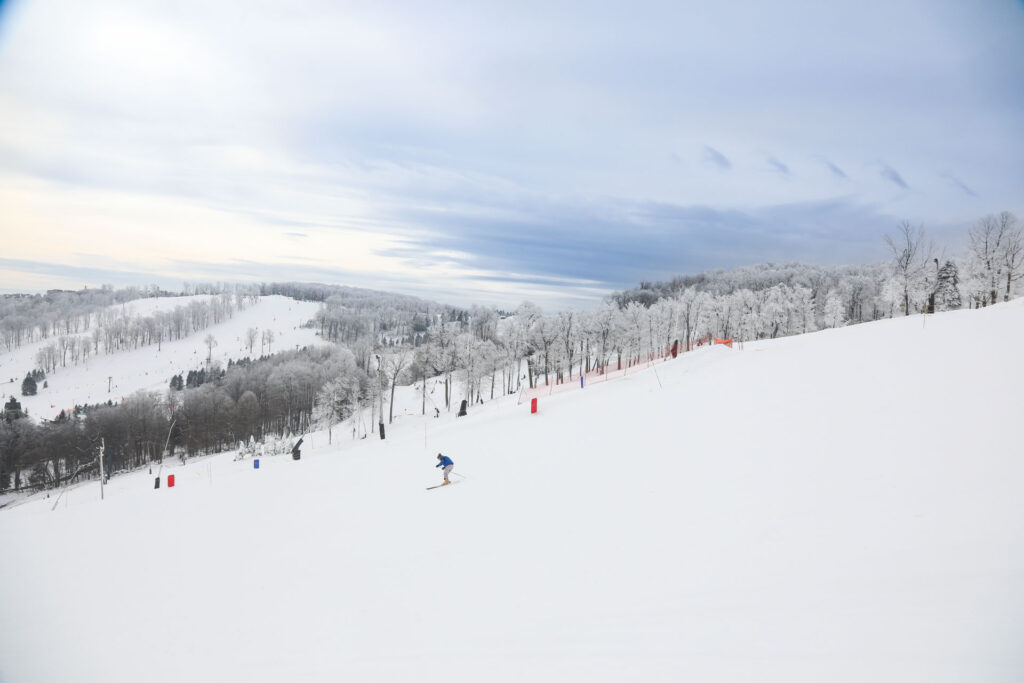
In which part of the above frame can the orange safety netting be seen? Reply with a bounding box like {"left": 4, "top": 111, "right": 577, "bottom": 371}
{"left": 518, "top": 342, "right": 678, "bottom": 405}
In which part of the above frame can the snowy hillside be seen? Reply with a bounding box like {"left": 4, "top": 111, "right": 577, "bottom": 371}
{"left": 2, "top": 301, "right": 1023, "bottom": 682}
{"left": 0, "top": 295, "right": 324, "bottom": 422}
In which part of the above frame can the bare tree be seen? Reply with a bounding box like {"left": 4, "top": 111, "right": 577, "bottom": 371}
{"left": 380, "top": 350, "right": 412, "bottom": 424}
{"left": 204, "top": 334, "right": 217, "bottom": 366}
{"left": 410, "top": 345, "right": 435, "bottom": 415}
{"left": 245, "top": 328, "right": 259, "bottom": 355}
{"left": 884, "top": 221, "right": 934, "bottom": 315}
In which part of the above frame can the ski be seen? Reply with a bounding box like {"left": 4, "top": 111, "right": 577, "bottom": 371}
{"left": 426, "top": 481, "right": 459, "bottom": 490}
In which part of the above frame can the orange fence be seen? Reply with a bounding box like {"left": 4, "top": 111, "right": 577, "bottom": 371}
{"left": 517, "top": 333, "right": 742, "bottom": 407}
{"left": 517, "top": 342, "right": 677, "bottom": 405}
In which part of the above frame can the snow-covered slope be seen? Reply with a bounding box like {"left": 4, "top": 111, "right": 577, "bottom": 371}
{"left": 0, "top": 295, "right": 324, "bottom": 421}
{"left": 2, "top": 301, "right": 1023, "bottom": 683}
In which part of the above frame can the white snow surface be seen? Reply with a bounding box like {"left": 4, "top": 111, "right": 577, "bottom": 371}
{"left": 0, "top": 295, "right": 324, "bottom": 421}
{"left": 2, "top": 301, "right": 1024, "bottom": 682}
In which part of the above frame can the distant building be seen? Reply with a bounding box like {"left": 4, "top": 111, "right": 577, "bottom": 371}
{"left": 3, "top": 396, "right": 24, "bottom": 421}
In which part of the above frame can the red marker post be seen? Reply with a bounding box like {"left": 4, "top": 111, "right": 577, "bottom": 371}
{"left": 531, "top": 397, "right": 538, "bottom": 414}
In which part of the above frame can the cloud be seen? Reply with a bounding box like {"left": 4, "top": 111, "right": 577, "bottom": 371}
{"left": 766, "top": 155, "right": 790, "bottom": 176}
{"left": 879, "top": 163, "right": 909, "bottom": 189}
{"left": 384, "top": 193, "right": 899, "bottom": 295}
{"left": 0, "top": 257, "right": 175, "bottom": 289}
{"left": 940, "top": 172, "right": 978, "bottom": 197}
{"left": 0, "top": 0, "right": 1022, "bottom": 306}
{"left": 822, "top": 159, "right": 848, "bottom": 180}
{"left": 702, "top": 146, "right": 732, "bottom": 171}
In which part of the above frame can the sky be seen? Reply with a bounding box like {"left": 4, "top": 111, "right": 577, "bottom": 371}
{"left": 0, "top": 0, "right": 1022, "bottom": 308}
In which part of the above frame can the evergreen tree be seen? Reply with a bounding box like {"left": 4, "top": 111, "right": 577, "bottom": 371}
{"left": 935, "top": 260, "right": 962, "bottom": 311}
{"left": 186, "top": 370, "right": 203, "bottom": 389}
{"left": 21, "top": 374, "right": 37, "bottom": 396}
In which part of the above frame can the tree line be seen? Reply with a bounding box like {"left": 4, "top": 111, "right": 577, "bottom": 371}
{"left": 0, "top": 345, "right": 370, "bottom": 492}
{"left": 614, "top": 211, "right": 1023, "bottom": 323}
{"left": 29, "top": 293, "right": 249, "bottom": 375}
{"left": 1, "top": 284, "right": 174, "bottom": 353}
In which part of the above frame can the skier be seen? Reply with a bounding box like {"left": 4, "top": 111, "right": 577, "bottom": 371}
{"left": 435, "top": 453, "right": 454, "bottom": 485}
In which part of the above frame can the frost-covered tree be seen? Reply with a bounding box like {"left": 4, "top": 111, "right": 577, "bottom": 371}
{"left": 967, "top": 212, "right": 1014, "bottom": 306}
{"left": 934, "top": 260, "right": 962, "bottom": 311}
{"left": 245, "top": 328, "right": 259, "bottom": 355}
{"left": 760, "top": 285, "right": 793, "bottom": 338}
{"left": 823, "top": 291, "right": 846, "bottom": 328}
{"left": 513, "top": 302, "right": 542, "bottom": 388}
{"left": 885, "top": 221, "right": 934, "bottom": 315}
{"left": 677, "top": 289, "right": 707, "bottom": 351}
{"left": 499, "top": 314, "right": 528, "bottom": 393}
{"left": 999, "top": 214, "right": 1023, "bottom": 301}
{"left": 235, "top": 390, "right": 261, "bottom": 441}
{"left": 622, "top": 301, "right": 647, "bottom": 362}
{"left": 314, "top": 348, "right": 362, "bottom": 442}
{"left": 649, "top": 298, "right": 677, "bottom": 353}
{"left": 589, "top": 301, "right": 620, "bottom": 373}
{"left": 531, "top": 314, "right": 560, "bottom": 385}
{"left": 429, "top": 320, "right": 462, "bottom": 410}
{"left": 557, "top": 311, "right": 578, "bottom": 379}
{"left": 408, "top": 344, "right": 437, "bottom": 414}
{"left": 462, "top": 339, "right": 501, "bottom": 401}
{"left": 794, "top": 285, "right": 817, "bottom": 334}
{"left": 380, "top": 349, "right": 412, "bottom": 424}
{"left": 204, "top": 334, "right": 218, "bottom": 366}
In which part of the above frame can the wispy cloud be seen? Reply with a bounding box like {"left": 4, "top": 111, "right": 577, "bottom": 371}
{"left": 766, "top": 155, "right": 790, "bottom": 176}
{"left": 822, "top": 159, "right": 848, "bottom": 180}
{"left": 879, "top": 163, "right": 909, "bottom": 189}
{"left": 384, "top": 194, "right": 899, "bottom": 294}
{"left": 940, "top": 172, "right": 978, "bottom": 197}
{"left": 702, "top": 146, "right": 732, "bottom": 171}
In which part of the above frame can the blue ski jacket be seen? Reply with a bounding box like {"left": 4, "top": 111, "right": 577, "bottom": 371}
{"left": 436, "top": 456, "right": 453, "bottom": 468}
